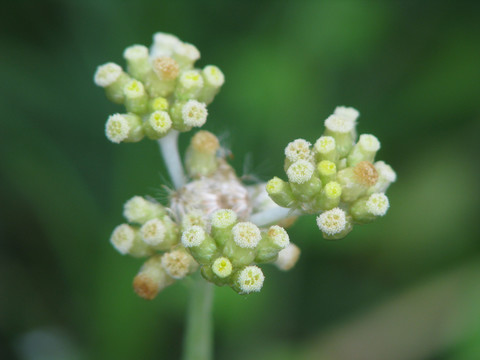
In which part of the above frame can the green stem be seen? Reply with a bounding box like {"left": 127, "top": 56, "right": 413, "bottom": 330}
{"left": 182, "top": 273, "right": 214, "bottom": 360}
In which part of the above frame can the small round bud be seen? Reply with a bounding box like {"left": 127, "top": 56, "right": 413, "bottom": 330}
{"left": 212, "top": 257, "right": 233, "bottom": 278}
{"left": 181, "top": 226, "right": 206, "bottom": 247}
{"left": 123, "top": 45, "right": 149, "bottom": 61}
{"left": 179, "top": 70, "right": 204, "bottom": 90}
{"left": 150, "top": 97, "right": 169, "bottom": 111}
{"left": 287, "top": 160, "right": 315, "bottom": 184}
{"left": 267, "top": 225, "right": 290, "bottom": 249}
{"left": 161, "top": 250, "right": 193, "bottom": 279}
{"left": 94, "top": 62, "right": 122, "bottom": 87}
{"left": 191, "top": 131, "right": 220, "bottom": 154}
{"left": 316, "top": 208, "right": 347, "bottom": 236}
{"left": 182, "top": 100, "right": 208, "bottom": 127}
{"left": 324, "top": 181, "right": 342, "bottom": 199}
{"left": 232, "top": 222, "right": 261, "bottom": 249}
{"left": 153, "top": 56, "right": 180, "bottom": 80}
{"left": 285, "top": 139, "right": 312, "bottom": 162}
{"left": 203, "top": 65, "right": 225, "bottom": 87}
{"left": 366, "top": 193, "right": 389, "bottom": 216}
{"left": 148, "top": 111, "right": 172, "bottom": 135}
{"left": 211, "top": 209, "right": 237, "bottom": 229}
{"left": 358, "top": 134, "right": 380, "bottom": 152}
{"left": 236, "top": 266, "right": 265, "bottom": 294}
{"left": 124, "top": 79, "right": 145, "bottom": 98}
{"left": 175, "top": 43, "right": 201, "bottom": 62}
{"left": 324, "top": 114, "right": 355, "bottom": 133}
{"left": 275, "top": 243, "right": 301, "bottom": 271}
{"left": 334, "top": 106, "right": 360, "bottom": 122}
{"left": 105, "top": 114, "right": 141, "bottom": 143}
{"left": 140, "top": 219, "right": 166, "bottom": 246}
{"left": 314, "top": 136, "right": 336, "bottom": 154}
{"left": 318, "top": 160, "right": 336, "bottom": 176}
{"left": 123, "top": 196, "right": 166, "bottom": 224}
{"left": 110, "top": 224, "right": 135, "bottom": 254}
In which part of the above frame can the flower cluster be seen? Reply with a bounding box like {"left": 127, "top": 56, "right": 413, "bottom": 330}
{"left": 94, "top": 33, "right": 224, "bottom": 143}
{"left": 96, "top": 33, "right": 394, "bottom": 300}
{"left": 267, "top": 107, "right": 396, "bottom": 239}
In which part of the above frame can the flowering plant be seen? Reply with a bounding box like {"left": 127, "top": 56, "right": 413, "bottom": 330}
{"left": 94, "top": 32, "right": 395, "bottom": 360}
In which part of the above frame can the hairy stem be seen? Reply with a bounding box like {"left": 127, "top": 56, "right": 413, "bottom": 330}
{"left": 158, "top": 130, "right": 186, "bottom": 189}
{"left": 182, "top": 274, "right": 214, "bottom": 360}
{"left": 250, "top": 206, "right": 301, "bottom": 227}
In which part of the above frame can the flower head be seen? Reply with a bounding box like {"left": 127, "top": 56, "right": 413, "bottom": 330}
{"left": 236, "top": 266, "right": 265, "bottom": 294}
{"left": 232, "top": 222, "right": 261, "bottom": 248}
{"left": 316, "top": 208, "right": 347, "bottom": 236}
{"left": 366, "top": 193, "right": 389, "bottom": 216}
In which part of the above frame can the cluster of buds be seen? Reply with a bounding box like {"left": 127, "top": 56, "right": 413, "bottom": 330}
{"left": 94, "top": 33, "right": 225, "bottom": 143}
{"left": 109, "top": 132, "right": 300, "bottom": 298}
{"left": 97, "top": 33, "right": 394, "bottom": 300}
{"left": 267, "top": 107, "right": 396, "bottom": 239}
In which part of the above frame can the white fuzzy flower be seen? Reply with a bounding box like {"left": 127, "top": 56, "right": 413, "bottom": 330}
{"left": 366, "top": 193, "right": 389, "bottom": 216}
{"left": 316, "top": 208, "right": 347, "bottom": 235}
{"left": 358, "top": 134, "right": 380, "bottom": 152}
{"left": 285, "top": 139, "right": 312, "bottom": 162}
{"left": 211, "top": 209, "right": 237, "bottom": 229}
{"left": 287, "top": 160, "right": 314, "bottom": 184}
{"left": 182, "top": 100, "right": 208, "bottom": 127}
{"left": 181, "top": 226, "right": 206, "bottom": 247}
{"left": 334, "top": 106, "right": 360, "bottom": 122}
{"left": 105, "top": 114, "right": 130, "bottom": 143}
{"left": 232, "top": 222, "right": 261, "bottom": 248}
{"left": 148, "top": 111, "right": 172, "bottom": 134}
{"left": 123, "top": 45, "right": 149, "bottom": 61}
{"left": 237, "top": 266, "right": 265, "bottom": 294}
{"left": 324, "top": 114, "right": 355, "bottom": 133}
{"left": 110, "top": 224, "right": 136, "bottom": 255}
{"left": 161, "top": 250, "right": 192, "bottom": 279}
{"left": 94, "top": 62, "right": 122, "bottom": 87}
{"left": 140, "top": 219, "right": 166, "bottom": 246}
{"left": 203, "top": 65, "right": 225, "bottom": 87}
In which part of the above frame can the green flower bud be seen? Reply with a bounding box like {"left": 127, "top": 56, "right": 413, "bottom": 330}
{"left": 324, "top": 114, "right": 356, "bottom": 157}
{"left": 287, "top": 160, "right": 322, "bottom": 202}
{"left": 316, "top": 208, "right": 353, "bottom": 240}
{"left": 133, "top": 255, "right": 174, "bottom": 300}
{"left": 347, "top": 134, "right": 381, "bottom": 167}
{"left": 197, "top": 65, "right": 225, "bottom": 105}
{"left": 255, "top": 225, "right": 290, "bottom": 263}
{"left": 143, "top": 111, "right": 172, "bottom": 140}
{"left": 94, "top": 62, "right": 131, "bottom": 104}
{"left": 337, "top": 161, "right": 378, "bottom": 202}
{"left": 266, "top": 177, "right": 295, "bottom": 208}
{"left": 176, "top": 70, "right": 204, "bottom": 99}
{"left": 123, "top": 196, "right": 167, "bottom": 224}
{"left": 211, "top": 256, "right": 233, "bottom": 278}
{"left": 161, "top": 248, "right": 197, "bottom": 279}
{"left": 350, "top": 193, "right": 389, "bottom": 224}
{"left": 314, "top": 136, "right": 338, "bottom": 163}
{"left": 210, "top": 209, "right": 237, "bottom": 247}
{"left": 105, "top": 113, "right": 144, "bottom": 143}
{"left": 148, "top": 97, "right": 169, "bottom": 112}
{"left": 233, "top": 265, "right": 265, "bottom": 294}
{"left": 169, "top": 100, "right": 208, "bottom": 132}
{"left": 124, "top": 79, "right": 148, "bottom": 114}
{"left": 223, "top": 222, "right": 260, "bottom": 267}
{"left": 317, "top": 160, "right": 337, "bottom": 184}
{"left": 181, "top": 226, "right": 218, "bottom": 265}
{"left": 143, "top": 57, "right": 179, "bottom": 98}
{"left": 314, "top": 181, "right": 342, "bottom": 211}
{"left": 140, "top": 217, "right": 179, "bottom": 250}
{"left": 123, "top": 45, "right": 151, "bottom": 82}
{"left": 110, "top": 224, "right": 154, "bottom": 257}
{"left": 185, "top": 130, "right": 220, "bottom": 178}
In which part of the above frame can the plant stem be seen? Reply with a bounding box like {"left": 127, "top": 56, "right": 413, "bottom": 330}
{"left": 158, "top": 130, "right": 186, "bottom": 189}
{"left": 182, "top": 273, "right": 214, "bottom": 360}
{"left": 250, "top": 206, "right": 301, "bottom": 227}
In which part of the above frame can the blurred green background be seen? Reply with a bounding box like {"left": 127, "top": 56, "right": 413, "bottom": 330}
{"left": 1, "top": 0, "right": 480, "bottom": 359}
